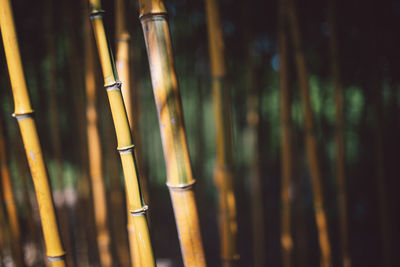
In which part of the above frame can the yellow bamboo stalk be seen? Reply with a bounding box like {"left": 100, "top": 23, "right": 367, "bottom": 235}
{"left": 0, "top": 0, "right": 66, "bottom": 266}
{"left": 328, "top": 1, "right": 351, "bottom": 267}
{"left": 287, "top": 1, "right": 332, "bottom": 267}
{"left": 0, "top": 116, "right": 23, "bottom": 266}
{"left": 139, "top": 1, "right": 206, "bottom": 266}
{"left": 87, "top": 0, "right": 155, "bottom": 266}
{"left": 278, "top": 1, "right": 293, "bottom": 266}
{"left": 83, "top": 3, "right": 113, "bottom": 265}
{"left": 204, "top": 0, "right": 238, "bottom": 265}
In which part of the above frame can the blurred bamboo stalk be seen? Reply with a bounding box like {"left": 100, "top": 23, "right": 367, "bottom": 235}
{"left": 139, "top": 0, "right": 206, "bottom": 266}
{"left": 0, "top": 0, "right": 66, "bottom": 266}
{"left": 287, "top": 1, "right": 332, "bottom": 266}
{"left": 83, "top": 2, "right": 113, "bottom": 266}
{"left": 88, "top": 0, "right": 155, "bottom": 266}
{"left": 204, "top": 0, "right": 239, "bottom": 265}
{"left": 328, "top": 1, "right": 351, "bottom": 267}
{"left": 0, "top": 116, "right": 23, "bottom": 266}
{"left": 115, "top": 1, "right": 145, "bottom": 265}
{"left": 278, "top": 1, "right": 293, "bottom": 266}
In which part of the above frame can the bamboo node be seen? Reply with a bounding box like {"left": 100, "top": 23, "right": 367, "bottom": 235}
{"left": 12, "top": 112, "right": 34, "bottom": 121}
{"left": 130, "top": 205, "right": 148, "bottom": 216}
{"left": 89, "top": 9, "right": 105, "bottom": 19}
{"left": 166, "top": 179, "right": 196, "bottom": 191}
{"left": 117, "top": 144, "right": 135, "bottom": 153}
{"left": 105, "top": 82, "right": 122, "bottom": 91}
{"left": 47, "top": 254, "right": 66, "bottom": 262}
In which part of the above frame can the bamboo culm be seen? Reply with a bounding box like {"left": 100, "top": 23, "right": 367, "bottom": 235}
{"left": 278, "top": 1, "right": 293, "bottom": 266}
{"left": 87, "top": 0, "right": 155, "bottom": 266}
{"left": 287, "top": 0, "right": 332, "bottom": 267}
{"left": 83, "top": 1, "right": 113, "bottom": 265}
{"left": 328, "top": 1, "right": 351, "bottom": 267}
{"left": 0, "top": 0, "right": 66, "bottom": 265}
{"left": 205, "top": 0, "right": 239, "bottom": 265}
{"left": 139, "top": 0, "right": 206, "bottom": 266}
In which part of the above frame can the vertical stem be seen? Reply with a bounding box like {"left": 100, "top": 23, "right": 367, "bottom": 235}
{"left": 139, "top": 1, "right": 206, "bottom": 266}
{"left": 287, "top": 1, "right": 332, "bottom": 266}
{"left": 204, "top": 0, "right": 238, "bottom": 265}
{"left": 83, "top": 3, "right": 113, "bottom": 265}
{"left": 328, "top": 1, "right": 351, "bottom": 267}
{"left": 278, "top": 1, "right": 293, "bottom": 266}
{"left": 88, "top": 0, "right": 155, "bottom": 266}
{"left": 0, "top": 0, "right": 66, "bottom": 265}
{"left": 0, "top": 116, "right": 23, "bottom": 266}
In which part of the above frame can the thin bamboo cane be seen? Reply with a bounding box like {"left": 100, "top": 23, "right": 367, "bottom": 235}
{"left": 328, "top": 1, "right": 351, "bottom": 267}
{"left": 287, "top": 1, "right": 332, "bottom": 267}
{"left": 115, "top": 1, "right": 140, "bottom": 265}
{"left": 204, "top": 0, "right": 238, "bottom": 265}
{"left": 0, "top": 0, "right": 66, "bottom": 266}
{"left": 83, "top": 3, "right": 113, "bottom": 265}
{"left": 0, "top": 116, "right": 23, "bottom": 266}
{"left": 139, "top": 1, "right": 206, "bottom": 266}
{"left": 278, "top": 1, "right": 293, "bottom": 266}
{"left": 87, "top": 1, "right": 155, "bottom": 266}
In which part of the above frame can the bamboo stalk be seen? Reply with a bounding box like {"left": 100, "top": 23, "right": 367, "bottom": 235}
{"left": 278, "top": 1, "right": 293, "bottom": 266}
{"left": 0, "top": 0, "right": 66, "bottom": 265}
{"left": 204, "top": 0, "right": 238, "bottom": 265}
{"left": 287, "top": 1, "right": 332, "bottom": 266}
{"left": 328, "top": 1, "right": 351, "bottom": 267}
{"left": 139, "top": 1, "right": 206, "bottom": 266}
{"left": 0, "top": 115, "right": 24, "bottom": 266}
{"left": 83, "top": 3, "right": 113, "bottom": 265}
{"left": 87, "top": 0, "right": 155, "bottom": 266}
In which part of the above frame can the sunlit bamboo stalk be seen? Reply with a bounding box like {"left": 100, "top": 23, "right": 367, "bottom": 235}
{"left": 0, "top": 0, "right": 66, "bottom": 266}
{"left": 0, "top": 116, "right": 23, "bottom": 266}
{"left": 83, "top": 2, "right": 113, "bottom": 265}
{"left": 278, "top": 1, "right": 293, "bottom": 266}
{"left": 328, "top": 1, "right": 351, "bottom": 267}
{"left": 88, "top": 0, "right": 155, "bottom": 266}
{"left": 139, "top": 1, "right": 206, "bottom": 266}
{"left": 204, "top": 0, "right": 238, "bottom": 265}
{"left": 287, "top": 1, "right": 332, "bottom": 266}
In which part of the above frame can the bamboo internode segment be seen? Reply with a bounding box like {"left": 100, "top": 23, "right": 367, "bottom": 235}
{"left": 278, "top": 1, "right": 293, "bottom": 267}
{"left": 0, "top": 118, "right": 23, "bottom": 266}
{"left": 88, "top": 0, "right": 155, "bottom": 266}
{"left": 0, "top": 0, "right": 66, "bottom": 265}
{"left": 205, "top": 0, "right": 238, "bottom": 265}
{"left": 287, "top": 1, "right": 332, "bottom": 267}
{"left": 139, "top": 1, "right": 206, "bottom": 265}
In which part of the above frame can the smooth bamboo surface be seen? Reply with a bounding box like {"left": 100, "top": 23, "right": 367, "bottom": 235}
{"left": 0, "top": 117, "right": 23, "bottom": 266}
{"left": 204, "top": 0, "right": 238, "bottom": 265}
{"left": 287, "top": 1, "right": 332, "bottom": 267}
{"left": 83, "top": 4, "right": 113, "bottom": 265}
{"left": 139, "top": 1, "right": 206, "bottom": 266}
{"left": 88, "top": 0, "right": 155, "bottom": 266}
{"left": 278, "top": 1, "right": 293, "bottom": 266}
{"left": 328, "top": 1, "right": 351, "bottom": 267}
{"left": 0, "top": 0, "right": 66, "bottom": 266}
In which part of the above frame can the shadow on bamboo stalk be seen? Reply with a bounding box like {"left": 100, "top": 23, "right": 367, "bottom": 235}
{"left": 0, "top": 0, "right": 66, "bottom": 266}
{"left": 139, "top": 0, "right": 206, "bottom": 266}
{"left": 88, "top": 0, "right": 155, "bottom": 266}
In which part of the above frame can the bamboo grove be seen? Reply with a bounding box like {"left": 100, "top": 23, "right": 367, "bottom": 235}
{"left": 0, "top": 0, "right": 398, "bottom": 266}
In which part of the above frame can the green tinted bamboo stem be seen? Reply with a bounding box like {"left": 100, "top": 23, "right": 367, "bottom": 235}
{"left": 287, "top": 1, "right": 332, "bottom": 267}
{"left": 83, "top": 3, "right": 113, "bottom": 265}
{"left": 328, "top": 1, "right": 351, "bottom": 267}
{"left": 204, "top": 0, "right": 238, "bottom": 265}
{"left": 139, "top": 1, "right": 206, "bottom": 266}
{"left": 87, "top": 1, "right": 155, "bottom": 266}
{"left": 0, "top": 116, "right": 23, "bottom": 266}
{"left": 0, "top": 0, "right": 66, "bottom": 265}
{"left": 278, "top": 1, "right": 293, "bottom": 266}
